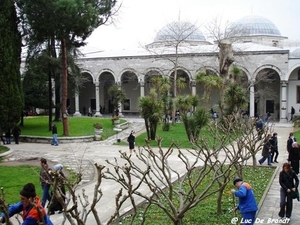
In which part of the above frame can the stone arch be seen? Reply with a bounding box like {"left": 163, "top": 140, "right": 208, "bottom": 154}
{"left": 144, "top": 68, "right": 164, "bottom": 95}
{"left": 75, "top": 71, "right": 96, "bottom": 115}
{"left": 287, "top": 63, "right": 300, "bottom": 80}
{"left": 287, "top": 65, "right": 300, "bottom": 114}
{"left": 254, "top": 67, "right": 281, "bottom": 119}
{"left": 99, "top": 69, "right": 116, "bottom": 115}
{"left": 120, "top": 69, "right": 139, "bottom": 114}
{"left": 96, "top": 68, "right": 116, "bottom": 82}
{"left": 253, "top": 64, "right": 284, "bottom": 79}
{"left": 168, "top": 67, "right": 192, "bottom": 96}
{"left": 232, "top": 63, "right": 251, "bottom": 80}
{"left": 195, "top": 66, "right": 219, "bottom": 76}
{"left": 195, "top": 66, "right": 220, "bottom": 110}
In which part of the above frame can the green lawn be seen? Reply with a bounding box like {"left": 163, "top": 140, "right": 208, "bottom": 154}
{"left": 20, "top": 116, "right": 123, "bottom": 139}
{"left": 0, "top": 165, "right": 41, "bottom": 203}
{"left": 115, "top": 166, "right": 275, "bottom": 225}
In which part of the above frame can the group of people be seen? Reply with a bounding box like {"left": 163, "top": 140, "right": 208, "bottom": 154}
{"left": 231, "top": 162, "right": 299, "bottom": 225}
{"left": 0, "top": 158, "right": 65, "bottom": 224}
{"left": 1, "top": 122, "right": 60, "bottom": 147}
{"left": 258, "top": 132, "right": 279, "bottom": 166}
{"left": 0, "top": 125, "right": 21, "bottom": 145}
{"left": 255, "top": 130, "right": 300, "bottom": 222}
{"left": 40, "top": 158, "right": 65, "bottom": 215}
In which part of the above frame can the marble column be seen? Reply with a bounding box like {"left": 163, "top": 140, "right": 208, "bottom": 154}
{"left": 140, "top": 79, "right": 145, "bottom": 97}
{"left": 191, "top": 81, "right": 196, "bottom": 96}
{"left": 73, "top": 92, "right": 82, "bottom": 116}
{"left": 280, "top": 81, "right": 288, "bottom": 122}
{"left": 94, "top": 82, "right": 102, "bottom": 117}
{"left": 117, "top": 82, "right": 124, "bottom": 117}
{"left": 249, "top": 81, "right": 255, "bottom": 118}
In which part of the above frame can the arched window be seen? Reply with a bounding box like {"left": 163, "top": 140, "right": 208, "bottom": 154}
{"left": 298, "top": 69, "right": 300, "bottom": 80}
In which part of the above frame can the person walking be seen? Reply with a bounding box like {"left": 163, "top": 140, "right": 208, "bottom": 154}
{"left": 5, "top": 128, "right": 11, "bottom": 144}
{"left": 270, "top": 132, "right": 279, "bottom": 163}
{"left": 278, "top": 162, "right": 299, "bottom": 219}
{"left": 51, "top": 123, "right": 59, "bottom": 146}
{"left": 48, "top": 164, "right": 66, "bottom": 215}
{"left": 258, "top": 134, "right": 273, "bottom": 166}
{"left": 231, "top": 178, "right": 258, "bottom": 225}
{"left": 287, "top": 132, "right": 296, "bottom": 154}
{"left": 290, "top": 106, "right": 295, "bottom": 121}
{"left": 12, "top": 124, "right": 21, "bottom": 144}
{"left": 40, "top": 158, "right": 52, "bottom": 207}
{"left": 0, "top": 183, "right": 53, "bottom": 225}
{"left": 256, "top": 119, "right": 264, "bottom": 140}
{"left": 0, "top": 129, "right": 5, "bottom": 145}
{"left": 288, "top": 142, "right": 300, "bottom": 175}
{"left": 127, "top": 130, "right": 136, "bottom": 154}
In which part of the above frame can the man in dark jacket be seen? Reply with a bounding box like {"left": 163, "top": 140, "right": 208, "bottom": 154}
{"left": 258, "top": 134, "right": 273, "bottom": 166}
{"left": 270, "top": 132, "right": 279, "bottom": 163}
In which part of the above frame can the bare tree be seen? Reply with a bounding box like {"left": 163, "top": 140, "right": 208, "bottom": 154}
{"left": 102, "top": 115, "right": 269, "bottom": 224}
{"left": 145, "top": 21, "right": 201, "bottom": 125}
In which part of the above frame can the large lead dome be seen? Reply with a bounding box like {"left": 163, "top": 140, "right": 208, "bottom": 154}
{"left": 154, "top": 21, "right": 206, "bottom": 43}
{"left": 229, "top": 15, "right": 281, "bottom": 36}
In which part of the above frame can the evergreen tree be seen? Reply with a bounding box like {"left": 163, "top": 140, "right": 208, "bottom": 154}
{"left": 0, "top": 1, "right": 23, "bottom": 130}
{"left": 18, "top": 0, "right": 117, "bottom": 135}
{"left": 22, "top": 53, "right": 50, "bottom": 111}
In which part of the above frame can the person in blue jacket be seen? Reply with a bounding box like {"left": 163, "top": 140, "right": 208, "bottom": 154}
{"left": 0, "top": 183, "right": 53, "bottom": 225}
{"left": 231, "top": 178, "right": 258, "bottom": 225}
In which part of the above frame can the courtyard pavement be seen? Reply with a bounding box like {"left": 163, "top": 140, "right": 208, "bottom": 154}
{"left": 2, "top": 118, "right": 299, "bottom": 225}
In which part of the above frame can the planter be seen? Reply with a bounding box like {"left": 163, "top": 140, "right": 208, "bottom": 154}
{"left": 114, "top": 119, "right": 120, "bottom": 125}
{"left": 94, "top": 128, "right": 103, "bottom": 135}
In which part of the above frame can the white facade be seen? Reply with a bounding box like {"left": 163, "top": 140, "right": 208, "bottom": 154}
{"left": 22, "top": 15, "right": 300, "bottom": 121}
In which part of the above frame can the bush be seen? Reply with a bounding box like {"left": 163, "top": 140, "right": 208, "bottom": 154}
{"left": 162, "top": 122, "right": 170, "bottom": 131}
{"left": 93, "top": 122, "right": 103, "bottom": 129}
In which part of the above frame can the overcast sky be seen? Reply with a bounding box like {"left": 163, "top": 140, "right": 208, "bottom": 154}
{"left": 84, "top": 0, "right": 300, "bottom": 52}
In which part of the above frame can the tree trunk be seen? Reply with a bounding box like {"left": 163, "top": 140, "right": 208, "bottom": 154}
{"left": 216, "top": 185, "right": 226, "bottom": 213}
{"left": 48, "top": 39, "right": 53, "bottom": 131}
{"left": 61, "top": 38, "right": 69, "bottom": 135}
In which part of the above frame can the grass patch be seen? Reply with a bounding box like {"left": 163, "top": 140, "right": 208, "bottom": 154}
{"left": 115, "top": 166, "right": 275, "bottom": 225}
{"left": 0, "top": 145, "right": 9, "bottom": 154}
{"left": 0, "top": 164, "right": 78, "bottom": 204}
{"left": 0, "top": 165, "right": 41, "bottom": 204}
{"left": 119, "top": 122, "right": 226, "bottom": 149}
{"left": 20, "top": 116, "right": 124, "bottom": 139}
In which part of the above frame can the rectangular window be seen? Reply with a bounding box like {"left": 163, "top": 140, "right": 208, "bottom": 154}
{"left": 266, "top": 100, "right": 274, "bottom": 113}
{"left": 123, "top": 99, "right": 130, "bottom": 110}
{"left": 297, "top": 86, "right": 300, "bottom": 103}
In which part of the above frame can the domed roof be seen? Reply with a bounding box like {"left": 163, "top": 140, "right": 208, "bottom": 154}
{"left": 291, "top": 48, "right": 300, "bottom": 58}
{"left": 228, "top": 15, "right": 281, "bottom": 36}
{"left": 154, "top": 21, "right": 206, "bottom": 43}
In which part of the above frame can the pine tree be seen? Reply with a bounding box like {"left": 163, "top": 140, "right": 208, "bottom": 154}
{"left": 0, "top": 1, "right": 24, "bottom": 130}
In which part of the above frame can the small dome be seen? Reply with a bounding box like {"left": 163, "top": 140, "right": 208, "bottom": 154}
{"left": 154, "top": 21, "right": 206, "bottom": 43}
{"left": 228, "top": 15, "right": 281, "bottom": 37}
{"left": 291, "top": 48, "right": 300, "bottom": 58}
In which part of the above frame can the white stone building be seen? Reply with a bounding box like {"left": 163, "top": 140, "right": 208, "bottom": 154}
{"left": 54, "top": 15, "right": 300, "bottom": 121}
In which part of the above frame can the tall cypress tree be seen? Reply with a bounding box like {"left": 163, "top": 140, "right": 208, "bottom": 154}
{"left": 0, "top": 1, "right": 23, "bottom": 130}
